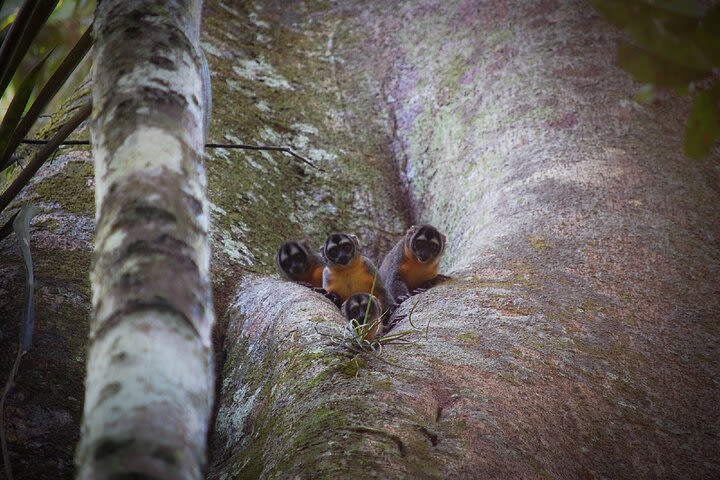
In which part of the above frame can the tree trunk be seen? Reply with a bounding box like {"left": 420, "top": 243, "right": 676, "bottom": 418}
{"left": 0, "top": 91, "right": 94, "bottom": 479}
{"left": 207, "top": 1, "right": 720, "bottom": 479}
{"left": 0, "top": 0, "right": 717, "bottom": 479}
{"left": 74, "top": 1, "right": 214, "bottom": 479}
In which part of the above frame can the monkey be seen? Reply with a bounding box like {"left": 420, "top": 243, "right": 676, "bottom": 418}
{"left": 341, "top": 292, "right": 383, "bottom": 341}
{"left": 275, "top": 239, "right": 325, "bottom": 289}
{"left": 379, "top": 224, "right": 449, "bottom": 305}
{"left": 321, "top": 232, "right": 392, "bottom": 313}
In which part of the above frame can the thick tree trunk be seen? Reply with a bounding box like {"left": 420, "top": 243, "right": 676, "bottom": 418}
{"left": 0, "top": 93, "right": 94, "bottom": 479}
{"left": 208, "top": 1, "right": 719, "bottom": 479}
{"left": 74, "top": 1, "right": 214, "bottom": 479}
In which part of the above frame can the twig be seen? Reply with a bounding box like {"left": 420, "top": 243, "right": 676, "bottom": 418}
{"left": 0, "top": 103, "right": 91, "bottom": 215}
{"left": 405, "top": 299, "right": 421, "bottom": 330}
{"left": 1, "top": 345, "right": 24, "bottom": 480}
{"left": 205, "top": 143, "right": 323, "bottom": 172}
{"left": 17, "top": 139, "right": 325, "bottom": 172}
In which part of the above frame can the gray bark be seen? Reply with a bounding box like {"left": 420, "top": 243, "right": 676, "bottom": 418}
{"left": 75, "top": 1, "right": 214, "bottom": 479}
{"left": 0, "top": 92, "right": 93, "bottom": 480}
{"left": 208, "top": 1, "right": 720, "bottom": 479}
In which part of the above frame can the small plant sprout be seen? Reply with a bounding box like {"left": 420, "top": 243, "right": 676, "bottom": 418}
{"left": 316, "top": 294, "right": 429, "bottom": 361}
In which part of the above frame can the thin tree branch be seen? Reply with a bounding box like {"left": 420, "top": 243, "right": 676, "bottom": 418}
{"left": 15, "top": 138, "right": 325, "bottom": 172}
{"left": 0, "top": 346, "right": 24, "bottom": 480}
{"left": 0, "top": 103, "right": 91, "bottom": 215}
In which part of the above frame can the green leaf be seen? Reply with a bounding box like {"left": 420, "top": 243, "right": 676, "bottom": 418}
{"left": 0, "top": 52, "right": 49, "bottom": 167}
{"left": 588, "top": 0, "right": 700, "bottom": 28}
{"left": 617, "top": 42, "right": 707, "bottom": 87}
{"left": 0, "top": 24, "right": 92, "bottom": 171}
{"left": 0, "top": 2, "right": 14, "bottom": 26}
{"left": 588, "top": 0, "right": 713, "bottom": 71}
{"left": 624, "top": 18, "right": 712, "bottom": 71}
{"left": 0, "top": 0, "right": 59, "bottom": 96}
{"left": 695, "top": 5, "right": 720, "bottom": 65}
{"left": 12, "top": 203, "right": 38, "bottom": 351}
{"left": 0, "top": 23, "right": 9, "bottom": 45}
{"left": 639, "top": 0, "right": 702, "bottom": 17}
{"left": 684, "top": 86, "right": 720, "bottom": 159}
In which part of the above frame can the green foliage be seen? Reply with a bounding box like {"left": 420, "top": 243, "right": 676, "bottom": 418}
{"left": 0, "top": 0, "right": 93, "bottom": 225}
{"left": 316, "top": 299, "right": 429, "bottom": 364}
{"left": 0, "top": 1, "right": 94, "bottom": 97}
{"left": 0, "top": 26, "right": 92, "bottom": 172}
{"left": 0, "top": 52, "right": 50, "bottom": 159}
{"left": 0, "top": 1, "right": 59, "bottom": 96}
{"left": 588, "top": 0, "right": 720, "bottom": 158}
{"left": 685, "top": 86, "right": 720, "bottom": 158}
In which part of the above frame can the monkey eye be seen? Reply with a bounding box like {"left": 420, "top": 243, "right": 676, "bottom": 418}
{"left": 350, "top": 305, "right": 360, "bottom": 317}
{"left": 327, "top": 246, "right": 338, "bottom": 257}
{"left": 415, "top": 239, "right": 426, "bottom": 248}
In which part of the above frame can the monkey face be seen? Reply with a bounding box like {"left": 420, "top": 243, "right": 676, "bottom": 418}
{"left": 408, "top": 224, "right": 446, "bottom": 263}
{"left": 324, "top": 233, "right": 358, "bottom": 266}
{"left": 341, "top": 293, "right": 380, "bottom": 324}
{"left": 277, "top": 241, "right": 311, "bottom": 278}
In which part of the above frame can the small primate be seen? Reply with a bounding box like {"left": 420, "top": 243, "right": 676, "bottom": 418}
{"left": 341, "top": 292, "right": 383, "bottom": 341}
{"left": 380, "top": 224, "right": 449, "bottom": 304}
{"left": 276, "top": 239, "right": 324, "bottom": 289}
{"left": 322, "top": 233, "right": 391, "bottom": 311}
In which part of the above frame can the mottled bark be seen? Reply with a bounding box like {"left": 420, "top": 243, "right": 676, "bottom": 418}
{"left": 75, "top": 1, "right": 213, "bottom": 479}
{"left": 0, "top": 92, "right": 93, "bottom": 480}
{"left": 210, "top": 1, "right": 719, "bottom": 479}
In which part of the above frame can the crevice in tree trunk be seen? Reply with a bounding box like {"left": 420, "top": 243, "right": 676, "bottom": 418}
{"left": 385, "top": 92, "right": 419, "bottom": 227}
{"left": 207, "top": 1, "right": 720, "bottom": 479}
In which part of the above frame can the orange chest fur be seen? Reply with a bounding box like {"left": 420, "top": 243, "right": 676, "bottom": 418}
{"left": 324, "top": 260, "right": 376, "bottom": 302}
{"left": 295, "top": 262, "right": 324, "bottom": 288}
{"left": 309, "top": 264, "right": 325, "bottom": 288}
{"left": 398, "top": 256, "right": 439, "bottom": 290}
